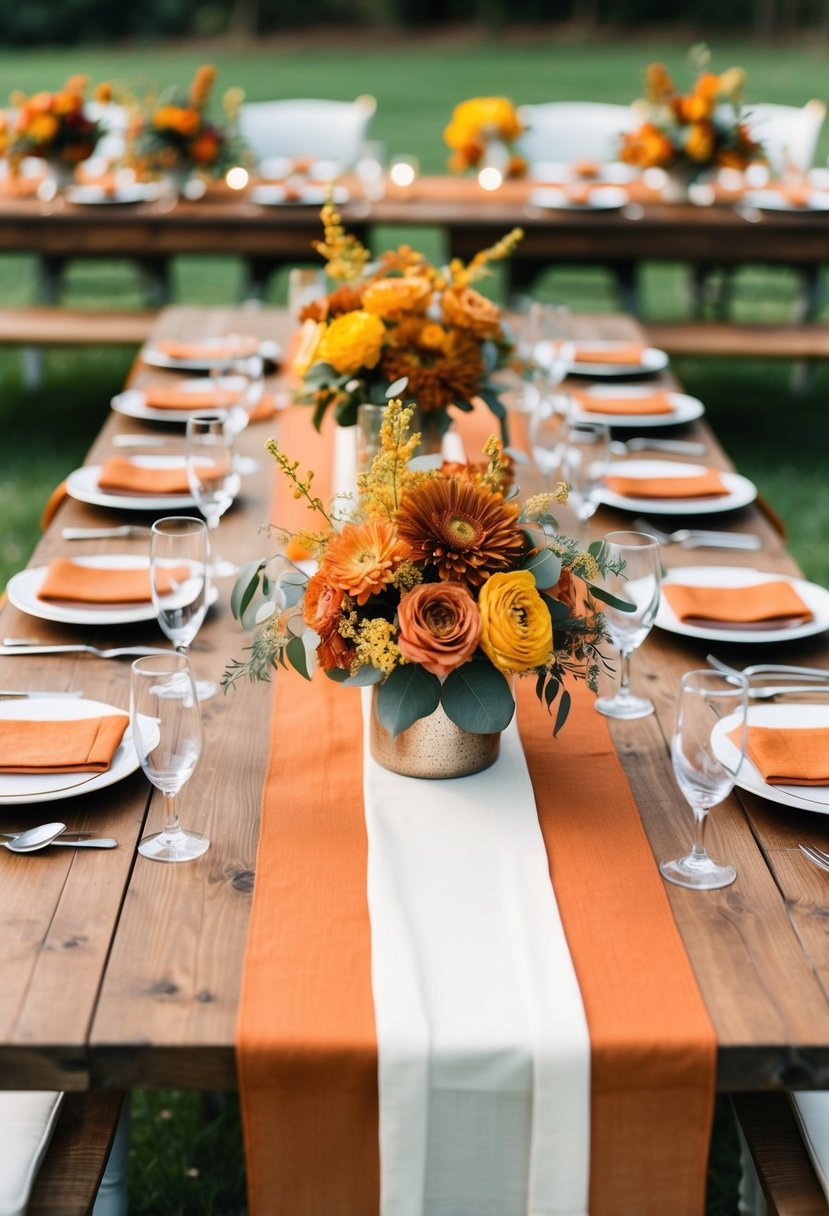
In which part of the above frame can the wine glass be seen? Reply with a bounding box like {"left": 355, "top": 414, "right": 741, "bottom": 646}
{"left": 355, "top": 140, "right": 386, "bottom": 201}
{"left": 150, "top": 516, "right": 216, "bottom": 702}
{"left": 185, "top": 413, "right": 238, "bottom": 578}
{"left": 560, "top": 420, "right": 610, "bottom": 547}
{"left": 130, "top": 652, "right": 208, "bottom": 863}
{"left": 214, "top": 351, "right": 265, "bottom": 442}
{"left": 660, "top": 669, "right": 748, "bottom": 890}
{"left": 594, "top": 530, "right": 661, "bottom": 720}
{"left": 515, "top": 302, "right": 574, "bottom": 411}
{"left": 529, "top": 394, "right": 573, "bottom": 486}
{"left": 357, "top": 402, "right": 386, "bottom": 473}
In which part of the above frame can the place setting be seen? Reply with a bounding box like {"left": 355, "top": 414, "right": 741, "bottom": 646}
{"left": 566, "top": 341, "right": 670, "bottom": 377}
{"left": 140, "top": 333, "right": 281, "bottom": 373}
{"left": 568, "top": 383, "right": 705, "bottom": 428}
{"left": 596, "top": 457, "right": 758, "bottom": 514}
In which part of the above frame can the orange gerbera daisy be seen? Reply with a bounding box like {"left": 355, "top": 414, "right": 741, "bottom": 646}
{"left": 321, "top": 519, "right": 412, "bottom": 606}
{"left": 396, "top": 477, "right": 526, "bottom": 586}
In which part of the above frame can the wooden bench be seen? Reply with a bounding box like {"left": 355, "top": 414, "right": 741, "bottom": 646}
{"left": 646, "top": 322, "right": 829, "bottom": 361}
{"left": 0, "top": 308, "right": 156, "bottom": 348}
{"left": 733, "top": 1093, "right": 829, "bottom": 1216}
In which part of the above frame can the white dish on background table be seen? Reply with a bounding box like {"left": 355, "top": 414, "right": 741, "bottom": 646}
{"left": 6, "top": 554, "right": 219, "bottom": 627}
{"left": 249, "top": 183, "right": 349, "bottom": 207}
{"left": 741, "top": 189, "right": 829, "bottom": 213}
{"left": 570, "top": 385, "right": 704, "bottom": 428}
{"left": 528, "top": 185, "right": 628, "bottom": 211}
{"left": 596, "top": 459, "right": 757, "bottom": 515}
{"left": 112, "top": 375, "right": 247, "bottom": 425}
{"left": 66, "top": 455, "right": 240, "bottom": 512}
{"left": 141, "top": 337, "right": 268, "bottom": 373}
{"left": 655, "top": 566, "right": 829, "bottom": 644}
{"left": 0, "top": 696, "right": 149, "bottom": 806}
{"left": 65, "top": 183, "right": 161, "bottom": 206}
{"left": 713, "top": 704, "right": 829, "bottom": 816}
{"left": 567, "top": 343, "right": 669, "bottom": 377}
{"left": 531, "top": 160, "right": 638, "bottom": 185}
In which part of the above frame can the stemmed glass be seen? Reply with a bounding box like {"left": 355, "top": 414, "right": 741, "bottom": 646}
{"left": 150, "top": 516, "right": 216, "bottom": 702}
{"left": 516, "top": 302, "right": 574, "bottom": 411}
{"left": 216, "top": 351, "right": 265, "bottom": 442}
{"left": 529, "top": 394, "right": 573, "bottom": 485}
{"left": 594, "top": 530, "right": 661, "bottom": 720}
{"left": 185, "top": 413, "right": 238, "bottom": 578}
{"left": 660, "top": 669, "right": 748, "bottom": 890}
{"left": 560, "top": 420, "right": 610, "bottom": 547}
{"left": 130, "top": 652, "right": 208, "bottom": 863}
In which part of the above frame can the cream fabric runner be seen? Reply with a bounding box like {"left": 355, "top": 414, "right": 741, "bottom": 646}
{"left": 362, "top": 692, "right": 591, "bottom": 1216}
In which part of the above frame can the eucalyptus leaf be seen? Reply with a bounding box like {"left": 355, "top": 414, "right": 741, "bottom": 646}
{"left": 241, "top": 594, "right": 273, "bottom": 632}
{"left": 553, "top": 689, "right": 572, "bottom": 736}
{"left": 338, "top": 665, "right": 385, "bottom": 687}
{"left": 453, "top": 399, "right": 475, "bottom": 413}
{"left": 541, "top": 592, "right": 573, "bottom": 627}
{"left": 312, "top": 395, "right": 329, "bottom": 431}
{"left": 254, "top": 600, "right": 277, "bottom": 625}
{"left": 481, "top": 339, "right": 499, "bottom": 375}
{"left": 441, "top": 662, "right": 515, "bottom": 734}
{"left": 523, "top": 547, "right": 562, "bottom": 590}
{"left": 478, "top": 387, "right": 510, "bottom": 446}
{"left": 588, "top": 539, "right": 604, "bottom": 558}
{"left": 230, "top": 560, "right": 264, "bottom": 621}
{"left": 376, "top": 664, "right": 441, "bottom": 739}
{"left": 304, "top": 361, "right": 339, "bottom": 386}
{"left": 334, "top": 398, "right": 359, "bottom": 428}
{"left": 279, "top": 569, "right": 308, "bottom": 610}
{"left": 587, "top": 583, "right": 636, "bottom": 613}
{"left": 544, "top": 676, "right": 560, "bottom": 709}
{"left": 369, "top": 381, "right": 391, "bottom": 404}
{"left": 286, "top": 635, "right": 311, "bottom": 681}
{"left": 386, "top": 376, "right": 409, "bottom": 398}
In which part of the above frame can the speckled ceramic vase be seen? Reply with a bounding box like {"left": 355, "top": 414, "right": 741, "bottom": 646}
{"left": 369, "top": 688, "right": 500, "bottom": 779}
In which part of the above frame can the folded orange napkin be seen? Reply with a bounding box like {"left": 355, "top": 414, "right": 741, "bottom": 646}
{"left": 38, "top": 559, "right": 190, "bottom": 605}
{"left": 662, "top": 581, "right": 813, "bottom": 625}
{"left": 772, "top": 182, "right": 812, "bottom": 207}
{"left": 571, "top": 159, "right": 601, "bottom": 179}
{"left": 143, "top": 385, "right": 276, "bottom": 420}
{"left": 604, "top": 468, "right": 729, "bottom": 499}
{"left": 0, "top": 714, "right": 129, "bottom": 774}
{"left": 574, "top": 390, "right": 674, "bottom": 416}
{"left": 564, "top": 183, "right": 594, "bottom": 206}
{"left": 573, "top": 344, "right": 646, "bottom": 365}
{"left": 97, "top": 457, "right": 192, "bottom": 495}
{"left": 731, "top": 725, "right": 829, "bottom": 786}
{"left": 154, "top": 336, "right": 260, "bottom": 361}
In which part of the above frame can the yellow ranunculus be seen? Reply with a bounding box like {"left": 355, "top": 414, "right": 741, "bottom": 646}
{"left": 685, "top": 120, "right": 715, "bottom": 163}
{"left": 361, "top": 274, "right": 433, "bottom": 319}
{"left": 292, "top": 318, "right": 325, "bottom": 377}
{"left": 28, "top": 114, "right": 59, "bottom": 145}
{"left": 478, "top": 570, "right": 552, "bottom": 673}
{"left": 317, "top": 310, "right": 386, "bottom": 376}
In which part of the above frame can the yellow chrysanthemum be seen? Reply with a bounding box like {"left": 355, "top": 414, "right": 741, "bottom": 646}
{"left": 317, "top": 310, "right": 386, "bottom": 376}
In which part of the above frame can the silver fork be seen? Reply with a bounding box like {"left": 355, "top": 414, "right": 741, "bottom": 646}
{"left": 611, "top": 438, "right": 707, "bottom": 456}
{"left": 61, "top": 525, "right": 152, "bottom": 540}
{"left": 748, "top": 684, "right": 829, "bottom": 700}
{"left": 799, "top": 845, "right": 829, "bottom": 874}
{"left": 1, "top": 639, "right": 172, "bottom": 659}
{"left": 631, "top": 518, "right": 763, "bottom": 550}
{"left": 707, "top": 654, "right": 829, "bottom": 682}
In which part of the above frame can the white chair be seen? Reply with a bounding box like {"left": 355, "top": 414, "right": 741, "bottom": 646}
{"left": 83, "top": 101, "right": 130, "bottom": 171}
{"left": 239, "top": 94, "right": 376, "bottom": 175}
{"left": 516, "top": 101, "right": 638, "bottom": 168}
{"left": 743, "top": 99, "right": 826, "bottom": 176}
{"left": 0, "top": 1092, "right": 63, "bottom": 1216}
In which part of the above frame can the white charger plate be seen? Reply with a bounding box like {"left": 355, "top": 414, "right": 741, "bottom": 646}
{"left": 66, "top": 456, "right": 211, "bottom": 511}
{"left": 65, "top": 183, "right": 161, "bottom": 206}
{"left": 529, "top": 185, "right": 628, "bottom": 211}
{"left": 531, "top": 160, "right": 638, "bottom": 185}
{"left": 0, "top": 697, "right": 149, "bottom": 806}
{"left": 597, "top": 458, "right": 757, "bottom": 515}
{"left": 713, "top": 704, "right": 829, "bottom": 815}
{"left": 567, "top": 342, "right": 669, "bottom": 377}
{"left": 6, "top": 554, "right": 219, "bottom": 627}
{"left": 249, "top": 183, "right": 349, "bottom": 207}
{"left": 656, "top": 566, "right": 829, "bottom": 644}
{"left": 570, "top": 385, "right": 704, "bottom": 429}
{"left": 142, "top": 336, "right": 264, "bottom": 372}
{"left": 112, "top": 375, "right": 247, "bottom": 425}
{"left": 742, "top": 189, "right": 829, "bottom": 213}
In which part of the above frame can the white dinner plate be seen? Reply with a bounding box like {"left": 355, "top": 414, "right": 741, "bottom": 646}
{"left": 713, "top": 704, "right": 829, "bottom": 816}
{"left": 596, "top": 459, "right": 757, "bottom": 515}
{"left": 742, "top": 189, "right": 829, "bottom": 213}
{"left": 112, "top": 376, "right": 247, "bottom": 425}
{"left": 66, "top": 456, "right": 215, "bottom": 512}
{"left": 570, "top": 385, "right": 705, "bottom": 429}
{"left": 65, "top": 183, "right": 161, "bottom": 206}
{"left": 531, "top": 161, "right": 638, "bottom": 185}
{"left": 655, "top": 566, "right": 829, "bottom": 644}
{"left": 567, "top": 343, "right": 669, "bottom": 377}
{"left": 6, "top": 554, "right": 219, "bottom": 627}
{"left": 141, "top": 337, "right": 264, "bottom": 372}
{"left": 249, "top": 183, "right": 349, "bottom": 207}
{"left": 0, "top": 697, "right": 149, "bottom": 806}
{"left": 528, "top": 185, "right": 628, "bottom": 211}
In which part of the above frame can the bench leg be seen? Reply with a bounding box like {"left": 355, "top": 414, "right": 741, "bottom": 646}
{"left": 92, "top": 1099, "right": 130, "bottom": 1216}
{"left": 23, "top": 255, "right": 67, "bottom": 390}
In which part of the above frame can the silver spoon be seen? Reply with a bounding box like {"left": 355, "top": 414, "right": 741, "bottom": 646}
{"left": 1, "top": 823, "right": 67, "bottom": 852}
{"left": 0, "top": 830, "right": 117, "bottom": 849}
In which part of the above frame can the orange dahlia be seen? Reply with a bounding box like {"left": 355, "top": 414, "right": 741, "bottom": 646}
{"left": 396, "top": 477, "right": 526, "bottom": 587}
{"left": 321, "top": 519, "right": 412, "bottom": 606}
{"left": 380, "top": 317, "right": 483, "bottom": 413}
{"left": 298, "top": 284, "right": 364, "bottom": 324}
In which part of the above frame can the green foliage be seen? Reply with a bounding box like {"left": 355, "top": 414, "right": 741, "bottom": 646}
{"left": 441, "top": 660, "right": 515, "bottom": 733}
{"left": 376, "top": 662, "right": 441, "bottom": 737}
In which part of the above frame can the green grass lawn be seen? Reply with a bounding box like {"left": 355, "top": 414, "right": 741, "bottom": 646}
{"left": 2, "top": 32, "right": 828, "bottom": 1214}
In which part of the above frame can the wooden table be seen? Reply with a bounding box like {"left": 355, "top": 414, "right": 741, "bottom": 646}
{"left": 2, "top": 305, "right": 829, "bottom": 1100}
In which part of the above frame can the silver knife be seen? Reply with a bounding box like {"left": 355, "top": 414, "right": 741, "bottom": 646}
{"left": 61, "top": 526, "right": 151, "bottom": 540}
{"left": 112, "top": 435, "right": 176, "bottom": 448}
{"left": 0, "top": 690, "right": 85, "bottom": 699}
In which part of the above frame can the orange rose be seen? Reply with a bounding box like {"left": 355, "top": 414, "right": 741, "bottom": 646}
{"left": 362, "top": 274, "right": 433, "bottom": 318}
{"left": 397, "top": 582, "right": 482, "bottom": 679}
{"left": 303, "top": 571, "right": 352, "bottom": 673}
{"left": 191, "top": 129, "right": 220, "bottom": 164}
{"left": 550, "top": 567, "right": 578, "bottom": 614}
{"left": 441, "top": 285, "right": 501, "bottom": 339}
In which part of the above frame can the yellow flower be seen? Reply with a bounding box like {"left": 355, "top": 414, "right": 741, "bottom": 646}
{"left": 362, "top": 274, "right": 433, "bottom": 318}
{"left": 478, "top": 570, "right": 552, "bottom": 673}
{"left": 27, "top": 113, "right": 59, "bottom": 145}
{"left": 685, "top": 120, "right": 715, "bottom": 163}
{"left": 718, "top": 67, "right": 746, "bottom": 99}
{"left": 293, "top": 318, "right": 325, "bottom": 376}
{"left": 317, "top": 310, "right": 386, "bottom": 376}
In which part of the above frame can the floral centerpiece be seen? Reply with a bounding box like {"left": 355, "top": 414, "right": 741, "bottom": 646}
{"left": 7, "top": 76, "right": 106, "bottom": 174}
{"left": 293, "top": 202, "right": 522, "bottom": 449}
{"left": 444, "top": 97, "right": 526, "bottom": 178}
{"left": 225, "top": 400, "right": 627, "bottom": 774}
{"left": 135, "top": 65, "right": 244, "bottom": 181}
{"left": 620, "top": 51, "right": 762, "bottom": 189}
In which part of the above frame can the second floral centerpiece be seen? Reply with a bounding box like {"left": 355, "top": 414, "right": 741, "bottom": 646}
{"left": 226, "top": 400, "right": 626, "bottom": 778}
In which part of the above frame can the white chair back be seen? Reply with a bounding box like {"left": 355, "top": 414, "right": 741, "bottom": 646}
{"left": 517, "top": 102, "right": 638, "bottom": 166}
{"left": 239, "top": 96, "right": 376, "bottom": 172}
{"left": 743, "top": 100, "right": 826, "bottom": 175}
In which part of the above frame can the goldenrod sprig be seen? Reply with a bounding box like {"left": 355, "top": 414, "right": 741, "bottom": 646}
{"left": 265, "top": 439, "right": 333, "bottom": 526}
{"left": 313, "top": 199, "right": 370, "bottom": 282}
{"left": 449, "top": 227, "right": 524, "bottom": 287}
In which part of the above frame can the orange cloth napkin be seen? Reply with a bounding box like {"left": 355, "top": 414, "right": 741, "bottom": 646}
{"left": 605, "top": 468, "right": 729, "bottom": 499}
{"left": 564, "top": 183, "right": 594, "bottom": 206}
{"left": 772, "top": 182, "right": 812, "bottom": 207}
{"left": 154, "top": 336, "right": 260, "bottom": 361}
{"left": 0, "top": 714, "right": 129, "bottom": 774}
{"left": 143, "top": 385, "right": 276, "bottom": 421}
{"left": 574, "top": 390, "right": 674, "bottom": 416}
{"left": 573, "top": 343, "right": 646, "bottom": 365}
{"left": 97, "top": 457, "right": 193, "bottom": 495}
{"left": 662, "top": 581, "right": 813, "bottom": 625}
{"left": 734, "top": 725, "right": 829, "bottom": 786}
{"left": 38, "top": 559, "right": 189, "bottom": 605}
{"left": 571, "top": 159, "right": 601, "bottom": 179}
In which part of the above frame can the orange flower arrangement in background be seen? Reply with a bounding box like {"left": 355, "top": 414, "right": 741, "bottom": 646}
{"left": 444, "top": 97, "right": 526, "bottom": 177}
{"left": 136, "top": 64, "right": 244, "bottom": 176}
{"left": 7, "top": 75, "right": 105, "bottom": 166}
{"left": 621, "top": 53, "right": 761, "bottom": 174}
